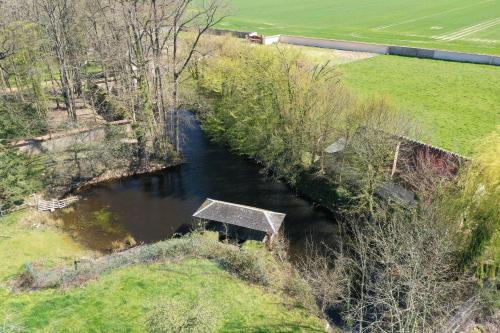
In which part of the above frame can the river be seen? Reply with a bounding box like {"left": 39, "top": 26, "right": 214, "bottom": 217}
{"left": 58, "top": 113, "right": 341, "bottom": 256}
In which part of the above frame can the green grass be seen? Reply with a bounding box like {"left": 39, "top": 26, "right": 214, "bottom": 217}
{"left": 0, "top": 211, "right": 95, "bottom": 281}
{"left": 0, "top": 260, "right": 324, "bottom": 332}
{"left": 222, "top": 0, "right": 500, "bottom": 54}
{"left": 0, "top": 212, "right": 324, "bottom": 332}
{"left": 338, "top": 55, "right": 500, "bottom": 156}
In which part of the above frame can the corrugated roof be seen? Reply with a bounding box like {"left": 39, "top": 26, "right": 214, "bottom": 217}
{"left": 192, "top": 199, "right": 286, "bottom": 234}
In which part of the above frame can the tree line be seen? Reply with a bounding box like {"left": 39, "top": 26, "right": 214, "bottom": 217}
{"left": 192, "top": 37, "right": 499, "bottom": 332}
{"left": 0, "top": 0, "right": 226, "bottom": 209}
{"left": 0, "top": 0, "right": 226, "bottom": 157}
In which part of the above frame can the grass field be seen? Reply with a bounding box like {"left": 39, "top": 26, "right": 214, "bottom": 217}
{"left": 0, "top": 211, "right": 96, "bottom": 281}
{"left": 0, "top": 211, "right": 323, "bottom": 332}
{"left": 222, "top": 0, "right": 500, "bottom": 55}
{"left": 338, "top": 55, "right": 500, "bottom": 156}
{"left": 0, "top": 260, "right": 323, "bottom": 332}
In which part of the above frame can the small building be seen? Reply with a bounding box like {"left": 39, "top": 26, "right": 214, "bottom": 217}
{"left": 246, "top": 32, "right": 263, "bottom": 44}
{"left": 322, "top": 130, "right": 467, "bottom": 205}
{"left": 192, "top": 198, "right": 286, "bottom": 246}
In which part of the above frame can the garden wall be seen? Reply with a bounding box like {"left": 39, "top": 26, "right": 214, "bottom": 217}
{"left": 277, "top": 35, "right": 389, "bottom": 54}
{"left": 207, "top": 28, "right": 500, "bottom": 65}
{"left": 263, "top": 35, "right": 500, "bottom": 66}
{"left": 11, "top": 120, "right": 132, "bottom": 155}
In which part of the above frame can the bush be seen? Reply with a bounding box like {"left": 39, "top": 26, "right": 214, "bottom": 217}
{"left": 146, "top": 297, "right": 220, "bottom": 333}
{"left": 0, "top": 98, "right": 47, "bottom": 140}
{"left": 0, "top": 148, "right": 45, "bottom": 210}
{"left": 217, "top": 246, "right": 269, "bottom": 285}
{"left": 457, "top": 130, "right": 499, "bottom": 275}
{"left": 194, "top": 41, "right": 352, "bottom": 184}
{"left": 298, "top": 205, "right": 474, "bottom": 332}
{"left": 17, "top": 232, "right": 272, "bottom": 289}
{"left": 88, "top": 85, "right": 128, "bottom": 122}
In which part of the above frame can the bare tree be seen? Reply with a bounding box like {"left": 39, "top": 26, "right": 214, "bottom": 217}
{"left": 167, "top": 0, "right": 227, "bottom": 150}
{"left": 298, "top": 240, "right": 349, "bottom": 319}
{"left": 33, "top": 0, "right": 81, "bottom": 122}
{"left": 0, "top": 28, "right": 15, "bottom": 61}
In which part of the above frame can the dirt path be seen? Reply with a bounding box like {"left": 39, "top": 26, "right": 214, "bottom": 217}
{"left": 46, "top": 98, "right": 106, "bottom": 132}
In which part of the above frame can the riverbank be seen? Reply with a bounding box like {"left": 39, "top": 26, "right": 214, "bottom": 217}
{"left": 0, "top": 211, "right": 327, "bottom": 332}
{"left": 70, "top": 160, "right": 183, "bottom": 194}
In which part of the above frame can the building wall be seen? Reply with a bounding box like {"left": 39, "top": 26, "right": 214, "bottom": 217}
{"left": 262, "top": 35, "right": 281, "bottom": 45}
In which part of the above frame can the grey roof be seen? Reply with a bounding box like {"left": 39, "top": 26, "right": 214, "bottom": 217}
{"left": 324, "top": 137, "right": 347, "bottom": 154}
{"left": 192, "top": 199, "right": 286, "bottom": 234}
{"left": 376, "top": 182, "right": 417, "bottom": 206}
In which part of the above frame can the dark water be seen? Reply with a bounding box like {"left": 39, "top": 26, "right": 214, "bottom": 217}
{"left": 60, "top": 113, "right": 341, "bottom": 255}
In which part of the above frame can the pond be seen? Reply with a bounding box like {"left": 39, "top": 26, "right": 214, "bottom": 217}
{"left": 59, "top": 113, "right": 341, "bottom": 257}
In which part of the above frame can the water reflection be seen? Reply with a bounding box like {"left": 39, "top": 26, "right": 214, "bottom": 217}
{"left": 63, "top": 112, "right": 341, "bottom": 256}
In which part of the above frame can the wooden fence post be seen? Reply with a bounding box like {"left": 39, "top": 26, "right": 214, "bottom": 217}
{"left": 391, "top": 141, "right": 401, "bottom": 178}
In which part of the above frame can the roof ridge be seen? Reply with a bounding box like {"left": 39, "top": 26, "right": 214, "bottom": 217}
{"left": 192, "top": 200, "right": 216, "bottom": 217}
{"left": 208, "top": 198, "right": 285, "bottom": 216}
{"left": 263, "top": 211, "right": 276, "bottom": 233}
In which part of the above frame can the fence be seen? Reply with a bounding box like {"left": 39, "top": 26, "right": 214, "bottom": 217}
{"left": 0, "top": 195, "right": 78, "bottom": 216}
{"left": 0, "top": 203, "right": 29, "bottom": 217}
{"left": 34, "top": 195, "right": 79, "bottom": 212}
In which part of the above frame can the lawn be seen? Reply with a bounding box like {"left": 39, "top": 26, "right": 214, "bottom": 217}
{"left": 0, "top": 212, "right": 324, "bottom": 332}
{"left": 338, "top": 55, "right": 500, "bottom": 156}
{"left": 0, "top": 211, "right": 96, "bottom": 281}
{"left": 222, "top": 0, "right": 500, "bottom": 55}
{"left": 0, "top": 260, "right": 324, "bottom": 332}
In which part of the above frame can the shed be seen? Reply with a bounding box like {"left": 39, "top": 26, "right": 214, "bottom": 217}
{"left": 192, "top": 199, "right": 286, "bottom": 245}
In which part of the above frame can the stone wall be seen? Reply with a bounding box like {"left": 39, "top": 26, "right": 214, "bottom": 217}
{"left": 11, "top": 120, "right": 132, "bottom": 155}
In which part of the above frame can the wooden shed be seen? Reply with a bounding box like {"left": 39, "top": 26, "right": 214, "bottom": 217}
{"left": 192, "top": 198, "right": 286, "bottom": 246}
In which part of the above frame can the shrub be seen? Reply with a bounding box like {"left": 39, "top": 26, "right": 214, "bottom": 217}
{"left": 217, "top": 246, "right": 269, "bottom": 285}
{"left": 87, "top": 85, "right": 128, "bottom": 122}
{"left": 17, "top": 232, "right": 272, "bottom": 289}
{"left": 0, "top": 148, "right": 45, "bottom": 210}
{"left": 145, "top": 297, "right": 220, "bottom": 333}
{"left": 0, "top": 98, "right": 47, "bottom": 140}
{"left": 437, "top": 129, "right": 499, "bottom": 278}
{"left": 194, "top": 41, "right": 352, "bottom": 184}
{"left": 458, "top": 130, "right": 499, "bottom": 275}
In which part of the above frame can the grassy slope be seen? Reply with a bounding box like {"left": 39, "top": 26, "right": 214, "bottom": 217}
{"left": 222, "top": 0, "right": 500, "bottom": 54}
{"left": 0, "top": 211, "right": 96, "bottom": 281}
{"left": 338, "top": 55, "right": 500, "bottom": 156}
{"left": 1, "top": 260, "right": 323, "bottom": 332}
{"left": 0, "top": 212, "right": 324, "bottom": 332}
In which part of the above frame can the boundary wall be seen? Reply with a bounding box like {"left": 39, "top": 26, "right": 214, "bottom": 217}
{"left": 11, "top": 120, "right": 132, "bottom": 155}
{"left": 265, "top": 35, "right": 500, "bottom": 66}
{"left": 206, "top": 28, "right": 500, "bottom": 66}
